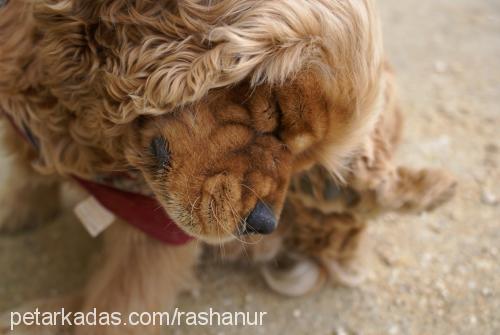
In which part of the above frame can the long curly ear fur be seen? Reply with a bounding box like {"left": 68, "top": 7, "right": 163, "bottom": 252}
{"left": 0, "top": 0, "right": 383, "bottom": 177}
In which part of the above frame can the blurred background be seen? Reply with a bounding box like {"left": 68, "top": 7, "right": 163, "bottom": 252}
{"left": 1, "top": 0, "right": 499, "bottom": 334}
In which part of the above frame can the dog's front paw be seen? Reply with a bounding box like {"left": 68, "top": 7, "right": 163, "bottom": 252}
{"left": 378, "top": 167, "right": 457, "bottom": 213}
{"left": 399, "top": 167, "right": 457, "bottom": 212}
{"left": 413, "top": 168, "right": 457, "bottom": 211}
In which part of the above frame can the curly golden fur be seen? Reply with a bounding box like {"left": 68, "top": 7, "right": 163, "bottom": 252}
{"left": 0, "top": 0, "right": 454, "bottom": 334}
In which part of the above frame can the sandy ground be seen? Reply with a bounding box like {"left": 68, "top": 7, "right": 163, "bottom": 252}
{"left": 1, "top": 0, "right": 499, "bottom": 334}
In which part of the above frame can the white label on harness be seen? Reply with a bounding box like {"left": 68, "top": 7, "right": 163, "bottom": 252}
{"left": 74, "top": 196, "right": 115, "bottom": 237}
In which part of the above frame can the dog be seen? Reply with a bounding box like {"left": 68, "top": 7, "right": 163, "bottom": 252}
{"left": 0, "top": 0, "right": 454, "bottom": 334}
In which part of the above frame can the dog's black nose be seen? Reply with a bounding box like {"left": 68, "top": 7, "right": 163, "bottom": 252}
{"left": 243, "top": 201, "right": 277, "bottom": 235}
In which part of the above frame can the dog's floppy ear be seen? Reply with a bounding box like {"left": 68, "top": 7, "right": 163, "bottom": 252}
{"left": 274, "top": 71, "right": 331, "bottom": 157}
{"left": 273, "top": 66, "right": 384, "bottom": 177}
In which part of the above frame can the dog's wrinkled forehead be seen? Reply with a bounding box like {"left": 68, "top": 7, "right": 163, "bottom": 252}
{"left": 141, "top": 85, "right": 256, "bottom": 135}
{"left": 160, "top": 85, "right": 280, "bottom": 158}
{"left": 134, "top": 85, "right": 270, "bottom": 165}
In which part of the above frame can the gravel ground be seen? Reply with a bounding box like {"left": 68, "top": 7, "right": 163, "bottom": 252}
{"left": 1, "top": 0, "right": 499, "bottom": 334}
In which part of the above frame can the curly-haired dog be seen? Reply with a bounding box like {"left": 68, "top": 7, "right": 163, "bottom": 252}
{"left": 0, "top": 0, "right": 454, "bottom": 334}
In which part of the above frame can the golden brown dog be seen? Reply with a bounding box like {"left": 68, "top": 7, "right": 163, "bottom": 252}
{"left": 0, "top": 0, "right": 454, "bottom": 334}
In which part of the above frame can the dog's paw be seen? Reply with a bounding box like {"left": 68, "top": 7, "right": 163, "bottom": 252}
{"left": 379, "top": 167, "right": 457, "bottom": 213}
{"left": 414, "top": 168, "right": 457, "bottom": 211}
{"left": 397, "top": 168, "right": 457, "bottom": 212}
{"left": 260, "top": 254, "right": 326, "bottom": 297}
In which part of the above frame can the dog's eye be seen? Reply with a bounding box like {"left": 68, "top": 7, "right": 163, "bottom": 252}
{"left": 150, "top": 136, "right": 170, "bottom": 169}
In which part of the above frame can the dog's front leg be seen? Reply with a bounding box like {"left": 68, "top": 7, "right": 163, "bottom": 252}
{"left": 75, "top": 223, "right": 200, "bottom": 335}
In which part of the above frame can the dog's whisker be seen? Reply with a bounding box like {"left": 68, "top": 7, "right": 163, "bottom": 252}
{"left": 222, "top": 189, "right": 244, "bottom": 224}
{"left": 210, "top": 199, "right": 231, "bottom": 260}
{"left": 209, "top": 199, "right": 224, "bottom": 256}
{"left": 189, "top": 195, "right": 200, "bottom": 219}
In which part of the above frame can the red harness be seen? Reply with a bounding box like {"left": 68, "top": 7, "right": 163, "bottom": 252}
{"left": 2, "top": 111, "right": 193, "bottom": 245}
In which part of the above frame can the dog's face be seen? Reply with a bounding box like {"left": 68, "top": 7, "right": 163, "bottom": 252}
{"left": 127, "top": 74, "right": 332, "bottom": 243}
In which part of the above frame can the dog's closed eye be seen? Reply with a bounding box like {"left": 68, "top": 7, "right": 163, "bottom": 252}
{"left": 150, "top": 136, "right": 171, "bottom": 169}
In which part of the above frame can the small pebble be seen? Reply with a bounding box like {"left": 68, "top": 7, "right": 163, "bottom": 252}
{"left": 476, "top": 259, "right": 493, "bottom": 271}
{"left": 456, "top": 265, "right": 468, "bottom": 275}
{"left": 420, "top": 253, "right": 434, "bottom": 266}
{"left": 482, "top": 288, "right": 492, "bottom": 297}
{"left": 435, "top": 280, "right": 449, "bottom": 299}
{"left": 434, "top": 60, "right": 449, "bottom": 73}
{"left": 427, "top": 221, "right": 443, "bottom": 233}
{"left": 481, "top": 190, "right": 498, "bottom": 206}
{"left": 377, "top": 248, "right": 398, "bottom": 267}
{"left": 468, "top": 281, "right": 477, "bottom": 290}
{"left": 293, "top": 309, "right": 302, "bottom": 318}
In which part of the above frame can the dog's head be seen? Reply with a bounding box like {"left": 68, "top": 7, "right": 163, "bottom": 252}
{"left": 126, "top": 76, "right": 338, "bottom": 243}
